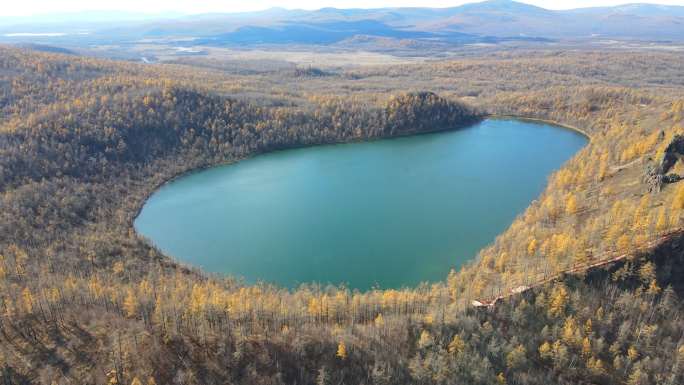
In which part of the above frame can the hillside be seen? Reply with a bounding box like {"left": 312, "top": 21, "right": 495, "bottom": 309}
{"left": 1, "top": 46, "right": 684, "bottom": 384}
{"left": 3, "top": 1, "right": 684, "bottom": 51}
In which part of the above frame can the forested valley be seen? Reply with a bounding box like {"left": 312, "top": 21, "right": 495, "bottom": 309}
{"left": 1, "top": 46, "right": 684, "bottom": 384}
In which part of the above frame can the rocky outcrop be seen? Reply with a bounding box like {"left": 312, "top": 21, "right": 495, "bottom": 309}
{"left": 646, "top": 134, "right": 684, "bottom": 192}
{"left": 660, "top": 134, "right": 684, "bottom": 173}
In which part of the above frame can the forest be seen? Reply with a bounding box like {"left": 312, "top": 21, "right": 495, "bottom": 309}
{"left": 1, "top": 46, "right": 684, "bottom": 384}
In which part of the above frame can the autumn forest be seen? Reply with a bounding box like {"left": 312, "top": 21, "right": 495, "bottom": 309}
{"left": 1, "top": 45, "right": 684, "bottom": 385}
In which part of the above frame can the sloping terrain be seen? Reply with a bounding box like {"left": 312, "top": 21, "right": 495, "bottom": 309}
{"left": 0, "top": 47, "right": 684, "bottom": 384}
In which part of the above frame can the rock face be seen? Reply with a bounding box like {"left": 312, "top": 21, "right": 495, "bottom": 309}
{"left": 646, "top": 134, "right": 684, "bottom": 192}
{"left": 660, "top": 134, "right": 684, "bottom": 173}
{"left": 645, "top": 166, "right": 662, "bottom": 193}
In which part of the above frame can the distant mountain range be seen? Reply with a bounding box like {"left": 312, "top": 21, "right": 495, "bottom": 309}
{"left": 1, "top": 1, "right": 684, "bottom": 47}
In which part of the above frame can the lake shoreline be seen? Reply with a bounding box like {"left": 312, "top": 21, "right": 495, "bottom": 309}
{"left": 489, "top": 115, "right": 592, "bottom": 140}
{"left": 133, "top": 115, "right": 589, "bottom": 230}
{"left": 134, "top": 117, "right": 589, "bottom": 289}
{"left": 131, "top": 117, "right": 485, "bottom": 228}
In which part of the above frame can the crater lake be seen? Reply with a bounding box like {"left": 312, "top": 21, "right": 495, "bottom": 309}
{"left": 135, "top": 119, "right": 587, "bottom": 289}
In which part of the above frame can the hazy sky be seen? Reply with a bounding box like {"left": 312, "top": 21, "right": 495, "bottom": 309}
{"left": 3, "top": 0, "right": 684, "bottom": 17}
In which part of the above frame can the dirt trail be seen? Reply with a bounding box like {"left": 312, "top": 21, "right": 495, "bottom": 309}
{"left": 472, "top": 229, "right": 682, "bottom": 308}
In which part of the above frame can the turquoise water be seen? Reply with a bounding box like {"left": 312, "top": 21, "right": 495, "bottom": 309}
{"left": 135, "top": 119, "right": 587, "bottom": 289}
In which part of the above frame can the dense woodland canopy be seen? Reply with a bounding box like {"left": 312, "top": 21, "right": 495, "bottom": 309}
{"left": 1, "top": 46, "right": 684, "bottom": 384}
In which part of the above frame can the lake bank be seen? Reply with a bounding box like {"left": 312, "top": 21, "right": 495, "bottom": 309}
{"left": 135, "top": 118, "right": 588, "bottom": 289}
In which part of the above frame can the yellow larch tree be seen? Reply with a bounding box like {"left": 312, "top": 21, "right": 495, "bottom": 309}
{"left": 112, "top": 261, "right": 125, "bottom": 275}
{"left": 672, "top": 183, "right": 684, "bottom": 210}
{"left": 584, "top": 318, "right": 593, "bottom": 335}
{"left": 587, "top": 357, "right": 606, "bottom": 377}
{"left": 548, "top": 284, "right": 568, "bottom": 318}
{"left": 539, "top": 341, "right": 552, "bottom": 360}
{"left": 336, "top": 341, "right": 347, "bottom": 360}
{"left": 448, "top": 334, "right": 465, "bottom": 355}
{"left": 647, "top": 279, "right": 661, "bottom": 295}
{"left": 506, "top": 344, "right": 527, "bottom": 369}
{"left": 627, "top": 346, "right": 639, "bottom": 361}
{"left": 497, "top": 372, "right": 506, "bottom": 385}
{"left": 21, "top": 287, "right": 34, "bottom": 314}
{"left": 417, "top": 330, "right": 433, "bottom": 349}
{"left": 562, "top": 316, "right": 579, "bottom": 347}
{"left": 655, "top": 207, "right": 668, "bottom": 232}
{"left": 527, "top": 238, "right": 538, "bottom": 256}
{"left": 581, "top": 337, "right": 592, "bottom": 358}
{"left": 565, "top": 193, "right": 578, "bottom": 215}
{"left": 374, "top": 313, "right": 385, "bottom": 327}
{"left": 639, "top": 262, "right": 656, "bottom": 284}
{"left": 0, "top": 255, "right": 6, "bottom": 280}
{"left": 494, "top": 252, "right": 509, "bottom": 273}
{"left": 616, "top": 234, "right": 631, "bottom": 251}
{"left": 123, "top": 287, "right": 138, "bottom": 318}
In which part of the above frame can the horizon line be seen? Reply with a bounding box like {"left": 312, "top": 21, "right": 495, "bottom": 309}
{"left": 1, "top": 1, "right": 683, "bottom": 20}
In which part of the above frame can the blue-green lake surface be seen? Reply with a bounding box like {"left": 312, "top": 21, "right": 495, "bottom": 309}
{"left": 135, "top": 119, "right": 587, "bottom": 289}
